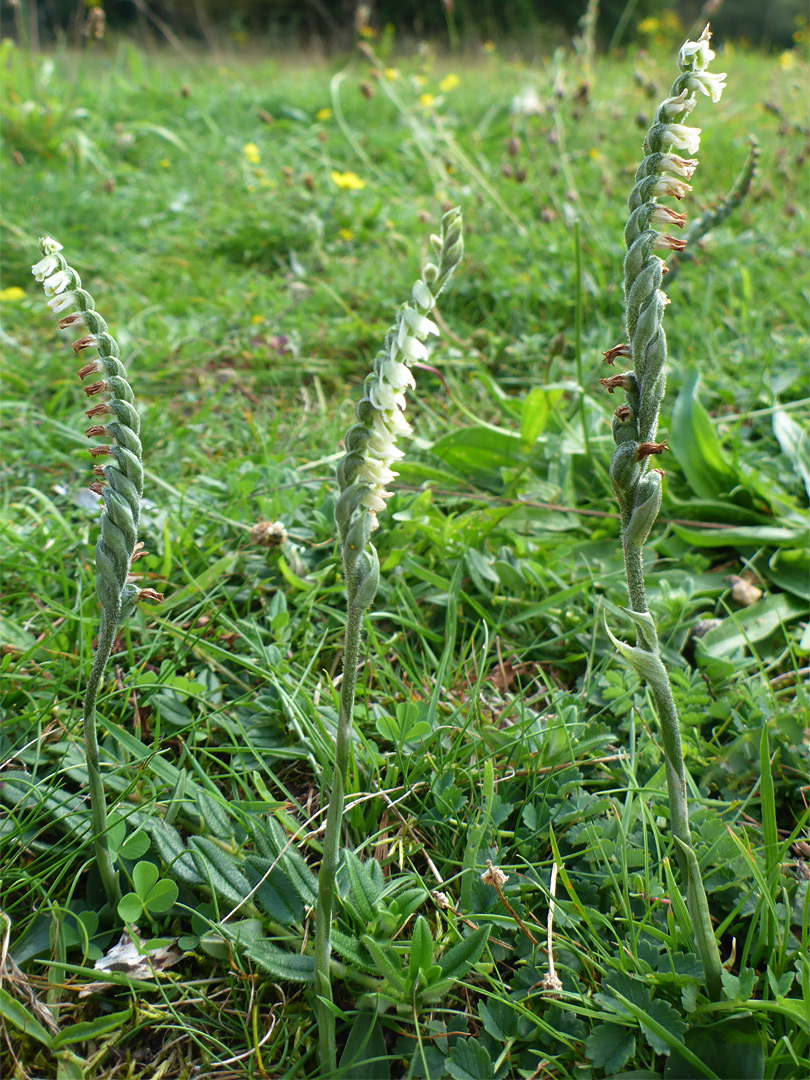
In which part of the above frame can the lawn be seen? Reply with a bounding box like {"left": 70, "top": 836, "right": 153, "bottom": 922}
{"left": 1, "top": 27, "right": 808, "bottom": 1080}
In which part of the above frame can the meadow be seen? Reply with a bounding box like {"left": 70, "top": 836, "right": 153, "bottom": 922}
{"left": 1, "top": 27, "right": 809, "bottom": 1080}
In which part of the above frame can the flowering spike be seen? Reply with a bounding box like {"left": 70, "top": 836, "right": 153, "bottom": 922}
{"left": 335, "top": 207, "right": 464, "bottom": 537}
{"left": 32, "top": 235, "right": 158, "bottom": 908}
{"left": 602, "top": 29, "right": 726, "bottom": 1002}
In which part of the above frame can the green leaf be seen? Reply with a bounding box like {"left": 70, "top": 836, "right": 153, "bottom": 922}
{"left": 521, "top": 386, "right": 564, "bottom": 448}
{"left": 244, "top": 857, "right": 304, "bottom": 926}
{"left": 119, "top": 830, "right": 151, "bottom": 860}
{"left": 772, "top": 408, "right": 810, "bottom": 498}
{"left": 766, "top": 547, "right": 810, "bottom": 600}
{"left": 670, "top": 524, "right": 804, "bottom": 548}
{"left": 639, "top": 997, "right": 688, "bottom": 1054}
{"left": 188, "top": 837, "right": 252, "bottom": 906}
{"left": 670, "top": 367, "right": 739, "bottom": 500}
{"left": 244, "top": 940, "right": 315, "bottom": 983}
{"left": 585, "top": 1023, "right": 636, "bottom": 1073}
{"left": 408, "top": 916, "right": 433, "bottom": 984}
{"left": 144, "top": 878, "right": 178, "bottom": 914}
{"left": 664, "top": 1015, "right": 764, "bottom": 1079}
{"left": 132, "top": 861, "right": 159, "bottom": 899}
{"left": 0, "top": 987, "right": 54, "bottom": 1048}
{"left": 148, "top": 821, "right": 202, "bottom": 886}
{"left": 158, "top": 553, "right": 238, "bottom": 613}
{"left": 338, "top": 1012, "right": 390, "bottom": 1079}
{"left": 118, "top": 893, "right": 143, "bottom": 923}
{"left": 430, "top": 426, "right": 527, "bottom": 488}
{"left": 361, "top": 935, "right": 405, "bottom": 991}
{"left": 52, "top": 1007, "right": 132, "bottom": 1049}
{"left": 438, "top": 924, "right": 491, "bottom": 983}
{"left": 445, "top": 1036, "right": 497, "bottom": 1080}
{"left": 696, "top": 593, "right": 807, "bottom": 660}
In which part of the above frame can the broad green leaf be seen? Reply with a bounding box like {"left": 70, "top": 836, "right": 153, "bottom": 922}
{"left": 430, "top": 426, "right": 527, "bottom": 488}
{"left": 664, "top": 1015, "right": 764, "bottom": 1079}
{"left": 772, "top": 408, "right": 810, "bottom": 498}
{"left": 766, "top": 547, "right": 810, "bottom": 600}
{"left": 244, "top": 941, "right": 315, "bottom": 983}
{"left": 670, "top": 367, "right": 739, "bottom": 499}
{"left": 338, "top": 1011, "right": 390, "bottom": 1079}
{"left": 52, "top": 1007, "right": 132, "bottom": 1049}
{"left": 521, "top": 386, "right": 564, "bottom": 447}
{"left": 670, "top": 524, "right": 804, "bottom": 548}
{"left": 696, "top": 593, "right": 807, "bottom": 659}
{"left": 0, "top": 987, "right": 54, "bottom": 1047}
{"left": 639, "top": 997, "right": 688, "bottom": 1054}
{"left": 445, "top": 1036, "right": 497, "bottom": 1080}
{"left": 585, "top": 1023, "right": 636, "bottom": 1073}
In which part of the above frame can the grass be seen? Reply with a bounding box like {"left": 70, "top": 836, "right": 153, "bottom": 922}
{"left": 1, "top": 30, "right": 809, "bottom": 1080}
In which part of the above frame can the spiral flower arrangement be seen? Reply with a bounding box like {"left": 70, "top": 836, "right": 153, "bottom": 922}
{"left": 33, "top": 237, "right": 160, "bottom": 905}
{"left": 314, "top": 208, "right": 463, "bottom": 1074}
{"left": 600, "top": 28, "right": 726, "bottom": 1000}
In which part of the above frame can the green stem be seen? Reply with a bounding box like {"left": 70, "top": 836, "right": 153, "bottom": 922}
{"left": 81, "top": 609, "right": 122, "bottom": 908}
{"left": 620, "top": 533, "right": 723, "bottom": 998}
{"left": 313, "top": 584, "right": 364, "bottom": 1076}
{"left": 573, "top": 223, "right": 594, "bottom": 468}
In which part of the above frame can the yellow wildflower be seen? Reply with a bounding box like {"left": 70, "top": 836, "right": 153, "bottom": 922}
{"left": 778, "top": 51, "right": 796, "bottom": 70}
{"left": 439, "top": 73, "right": 460, "bottom": 93}
{"left": 316, "top": 107, "right": 332, "bottom": 121}
{"left": 338, "top": 228, "right": 354, "bottom": 241}
{"left": 243, "top": 142, "right": 261, "bottom": 164}
{"left": 384, "top": 67, "right": 399, "bottom": 81}
{"left": 0, "top": 286, "right": 25, "bottom": 301}
{"left": 589, "top": 147, "right": 601, "bottom": 160}
{"left": 638, "top": 17, "right": 659, "bottom": 33}
{"left": 159, "top": 158, "right": 170, "bottom": 168}
{"left": 251, "top": 314, "right": 264, "bottom": 325}
{"left": 419, "top": 93, "right": 435, "bottom": 107}
{"left": 331, "top": 170, "right": 366, "bottom": 190}
{"left": 359, "top": 26, "right": 375, "bottom": 38}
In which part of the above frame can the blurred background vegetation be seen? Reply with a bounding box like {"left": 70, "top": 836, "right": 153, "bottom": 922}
{"left": 4, "top": 0, "right": 807, "bottom": 52}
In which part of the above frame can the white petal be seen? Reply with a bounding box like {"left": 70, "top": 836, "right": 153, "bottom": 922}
{"left": 397, "top": 335, "right": 428, "bottom": 363}
{"left": 411, "top": 279, "right": 434, "bottom": 310}
{"left": 369, "top": 381, "right": 406, "bottom": 412}
{"left": 47, "top": 292, "right": 76, "bottom": 313}
{"left": 43, "top": 270, "right": 72, "bottom": 296}
{"left": 403, "top": 306, "right": 439, "bottom": 337}
{"left": 31, "top": 254, "right": 60, "bottom": 281}
{"left": 39, "top": 237, "right": 64, "bottom": 255}
{"left": 381, "top": 354, "right": 415, "bottom": 389}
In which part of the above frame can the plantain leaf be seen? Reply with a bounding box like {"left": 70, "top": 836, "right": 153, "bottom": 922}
{"left": 664, "top": 1014, "right": 764, "bottom": 1079}
{"left": 696, "top": 593, "right": 807, "bottom": 660}
{"left": 0, "top": 988, "right": 54, "bottom": 1048}
{"left": 670, "top": 366, "right": 739, "bottom": 500}
{"left": 772, "top": 408, "right": 810, "bottom": 498}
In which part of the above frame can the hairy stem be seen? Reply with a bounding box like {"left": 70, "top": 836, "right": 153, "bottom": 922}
{"left": 81, "top": 609, "right": 122, "bottom": 907}
{"left": 313, "top": 589, "right": 363, "bottom": 1075}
